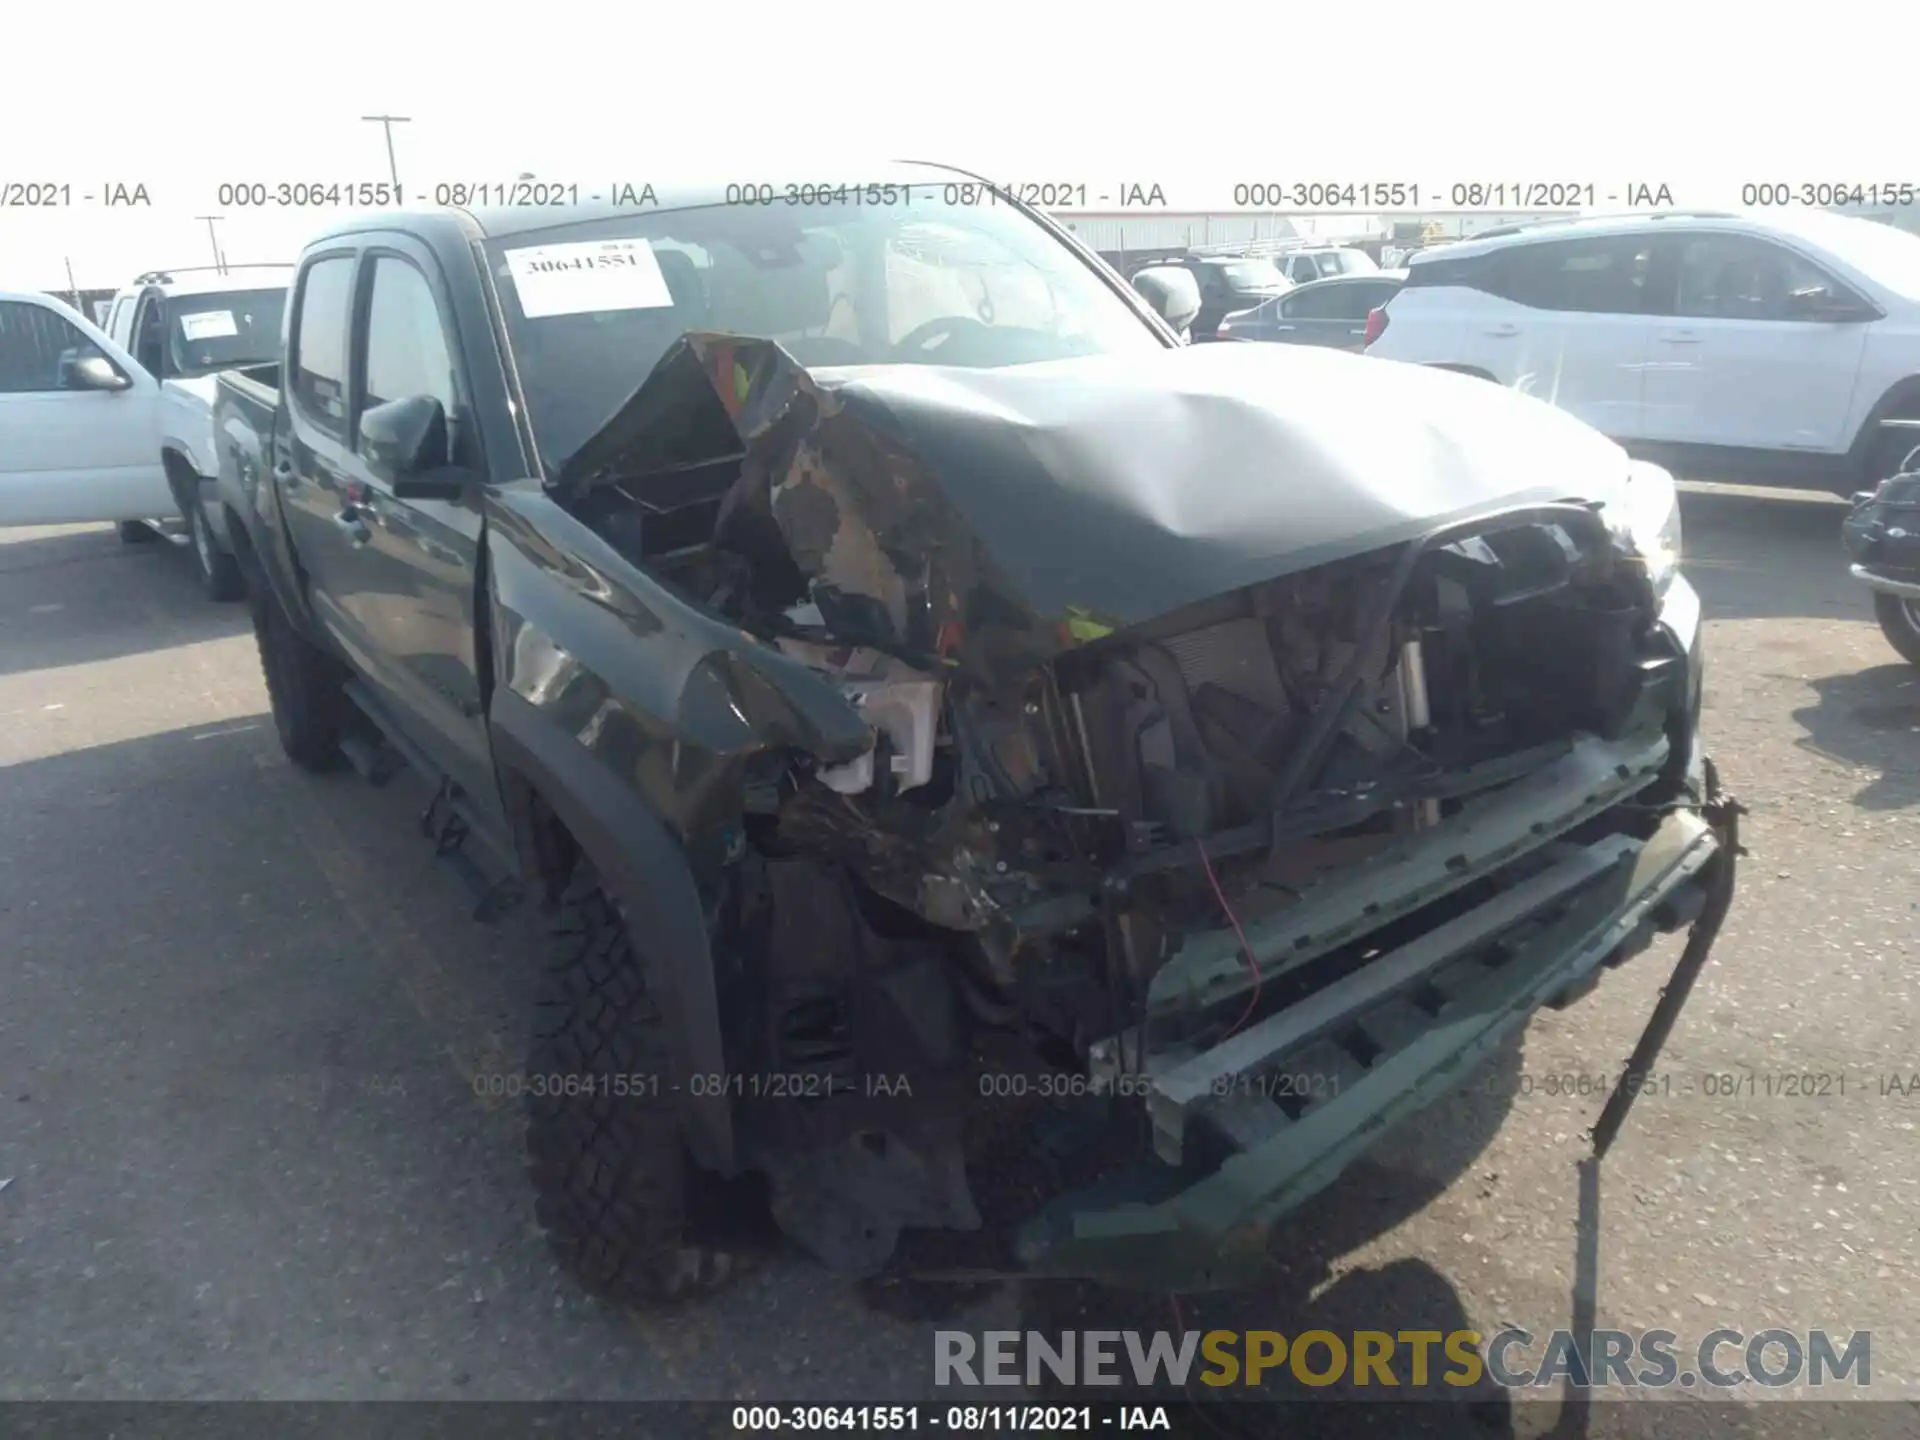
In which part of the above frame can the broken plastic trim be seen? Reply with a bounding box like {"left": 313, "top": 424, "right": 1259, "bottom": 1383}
{"left": 1138, "top": 727, "right": 1671, "bottom": 1026}
{"left": 1016, "top": 792, "right": 1724, "bottom": 1292}
{"left": 1267, "top": 500, "right": 1618, "bottom": 817}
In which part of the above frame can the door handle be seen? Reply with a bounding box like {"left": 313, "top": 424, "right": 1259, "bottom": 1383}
{"left": 1659, "top": 331, "right": 1702, "bottom": 345}
{"left": 1274, "top": 325, "right": 1296, "bottom": 332}
{"left": 1484, "top": 324, "right": 1521, "bottom": 338}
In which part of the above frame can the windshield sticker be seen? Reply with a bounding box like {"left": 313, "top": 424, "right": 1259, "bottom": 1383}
{"left": 179, "top": 310, "right": 239, "bottom": 340}
{"left": 503, "top": 240, "right": 674, "bottom": 318}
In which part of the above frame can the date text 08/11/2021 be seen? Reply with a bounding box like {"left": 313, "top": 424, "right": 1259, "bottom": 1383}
{"left": 731, "top": 1405, "right": 1175, "bottom": 1432}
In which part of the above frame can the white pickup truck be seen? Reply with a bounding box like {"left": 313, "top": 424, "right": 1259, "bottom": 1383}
{"left": 100, "top": 266, "right": 292, "bottom": 598}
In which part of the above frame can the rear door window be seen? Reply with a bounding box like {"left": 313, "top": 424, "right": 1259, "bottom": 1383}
{"left": 1282, "top": 285, "right": 1350, "bottom": 319}
{"left": 290, "top": 256, "right": 356, "bottom": 437}
{"left": 1490, "top": 236, "right": 1655, "bottom": 314}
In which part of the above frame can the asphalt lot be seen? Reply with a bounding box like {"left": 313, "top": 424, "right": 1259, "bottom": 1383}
{"left": 1, "top": 483, "right": 1916, "bottom": 1434}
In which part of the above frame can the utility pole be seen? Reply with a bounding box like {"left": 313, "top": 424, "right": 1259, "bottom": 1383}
{"left": 361, "top": 115, "right": 411, "bottom": 187}
{"left": 194, "top": 215, "right": 227, "bottom": 273}
{"left": 63, "top": 257, "right": 82, "bottom": 312}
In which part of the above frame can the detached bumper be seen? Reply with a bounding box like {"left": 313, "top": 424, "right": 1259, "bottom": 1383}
{"left": 1017, "top": 794, "right": 1731, "bottom": 1291}
{"left": 1015, "top": 606, "right": 1732, "bottom": 1290}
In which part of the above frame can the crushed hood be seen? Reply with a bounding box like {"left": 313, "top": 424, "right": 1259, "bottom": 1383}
{"left": 558, "top": 333, "right": 1632, "bottom": 682}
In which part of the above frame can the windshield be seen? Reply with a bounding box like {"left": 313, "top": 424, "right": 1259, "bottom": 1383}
{"left": 485, "top": 186, "right": 1166, "bottom": 474}
{"left": 1218, "top": 260, "right": 1289, "bottom": 291}
{"left": 1326, "top": 249, "right": 1379, "bottom": 275}
{"left": 168, "top": 289, "right": 285, "bottom": 376}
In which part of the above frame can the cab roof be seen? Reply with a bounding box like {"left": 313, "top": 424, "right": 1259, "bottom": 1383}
{"left": 119, "top": 265, "right": 295, "bottom": 298}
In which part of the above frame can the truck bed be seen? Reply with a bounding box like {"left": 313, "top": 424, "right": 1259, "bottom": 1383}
{"left": 219, "top": 362, "right": 281, "bottom": 409}
{"left": 213, "top": 364, "right": 284, "bottom": 530}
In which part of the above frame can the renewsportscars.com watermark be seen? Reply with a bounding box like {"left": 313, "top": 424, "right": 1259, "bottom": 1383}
{"left": 935, "top": 1328, "right": 1872, "bottom": 1391}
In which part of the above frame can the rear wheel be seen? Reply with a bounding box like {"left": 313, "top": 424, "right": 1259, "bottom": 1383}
{"left": 189, "top": 502, "right": 246, "bottom": 602}
{"left": 526, "top": 854, "right": 741, "bottom": 1304}
{"left": 116, "top": 520, "right": 156, "bottom": 544}
{"left": 1873, "top": 592, "right": 1920, "bottom": 666}
{"left": 248, "top": 575, "right": 348, "bottom": 769}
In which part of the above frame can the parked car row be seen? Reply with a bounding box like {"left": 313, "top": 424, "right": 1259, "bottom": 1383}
{"left": 1123, "top": 246, "right": 1384, "bottom": 341}
{"left": 1216, "top": 270, "right": 1406, "bottom": 350}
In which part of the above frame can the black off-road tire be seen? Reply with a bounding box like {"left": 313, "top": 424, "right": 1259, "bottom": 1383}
{"left": 527, "top": 856, "right": 739, "bottom": 1304}
{"left": 116, "top": 520, "right": 157, "bottom": 544}
{"left": 248, "top": 575, "right": 348, "bottom": 770}
{"left": 189, "top": 502, "right": 246, "bottom": 602}
{"left": 1873, "top": 592, "right": 1920, "bottom": 666}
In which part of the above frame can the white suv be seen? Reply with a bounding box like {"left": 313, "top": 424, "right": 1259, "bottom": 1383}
{"left": 1364, "top": 210, "right": 1920, "bottom": 489}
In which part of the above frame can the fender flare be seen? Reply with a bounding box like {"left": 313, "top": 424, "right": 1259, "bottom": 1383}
{"left": 159, "top": 446, "right": 198, "bottom": 513}
{"left": 161, "top": 446, "right": 233, "bottom": 555}
{"left": 489, "top": 685, "right": 736, "bottom": 1174}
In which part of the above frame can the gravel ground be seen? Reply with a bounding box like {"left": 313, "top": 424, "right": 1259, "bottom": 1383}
{"left": 0, "top": 483, "right": 1915, "bottom": 1436}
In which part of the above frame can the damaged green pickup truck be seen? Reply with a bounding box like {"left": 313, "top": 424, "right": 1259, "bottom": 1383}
{"left": 213, "top": 164, "right": 1740, "bottom": 1302}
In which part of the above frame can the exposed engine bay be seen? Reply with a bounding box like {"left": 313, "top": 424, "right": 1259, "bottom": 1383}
{"left": 552, "top": 333, "right": 1701, "bottom": 1279}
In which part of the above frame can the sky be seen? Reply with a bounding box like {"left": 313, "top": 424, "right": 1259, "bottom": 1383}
{"left": 4, "top": 0, "right": 1917, "bottom": 289}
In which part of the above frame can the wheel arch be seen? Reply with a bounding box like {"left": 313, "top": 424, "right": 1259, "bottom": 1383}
{"left": 489, "top": 686, "right": 736, "bottom": 1174}
{"left": 1848, "top": 374, "right": 1920, "bottom": 474}
{"left": 159, "top": 445, "right": 200, "bottom": 515}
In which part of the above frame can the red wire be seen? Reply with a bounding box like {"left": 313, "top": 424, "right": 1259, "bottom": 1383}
{"left": 1198, "top": 840, "right": 1262, "bottom": 1038}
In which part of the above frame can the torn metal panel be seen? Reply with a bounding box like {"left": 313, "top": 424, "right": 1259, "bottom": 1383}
{"left": 549, "top": 331, "right": 1636, "bottom": 686}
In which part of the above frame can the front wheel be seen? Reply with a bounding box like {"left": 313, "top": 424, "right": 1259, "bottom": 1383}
{"left": 1873, "top": 592, "right": 1920, "bottom": 666}
{"left": 526, "top": 855, "right": 741, "bottom": 1305}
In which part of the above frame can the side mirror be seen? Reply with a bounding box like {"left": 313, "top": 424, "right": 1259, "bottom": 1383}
{"left": 1130, "top": 266, "right": 1203, "bottom": 335}
{"left": 359, "top": 395, "right": 466, "bottom": 498}
{"left": 60, "top": 350, "right": 131, "bottom": 392}
{"left": 1787, "top": 284, "right": 1871, "bottom": 323}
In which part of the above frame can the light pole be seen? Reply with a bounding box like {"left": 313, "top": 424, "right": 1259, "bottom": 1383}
{"left": 193, "top": 215, "right": 227, "bottom": 273}
{"left": 361, "top": 115, "right": 412, "bottom": 187}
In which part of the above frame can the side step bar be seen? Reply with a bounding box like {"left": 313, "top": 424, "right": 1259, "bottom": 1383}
{"left": 340, "top": 679, "right": 524, "bottom": 922}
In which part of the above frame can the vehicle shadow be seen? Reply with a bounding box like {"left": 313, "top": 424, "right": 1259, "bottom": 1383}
{"left": 1792, "top": 664, "right": 1920, "bottom": 811}
{"left": 1675, "top": 486, "right": 1863, "bottom": 625}
{"left": 0, "top": 525, "right": 251, "bottom": 677}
